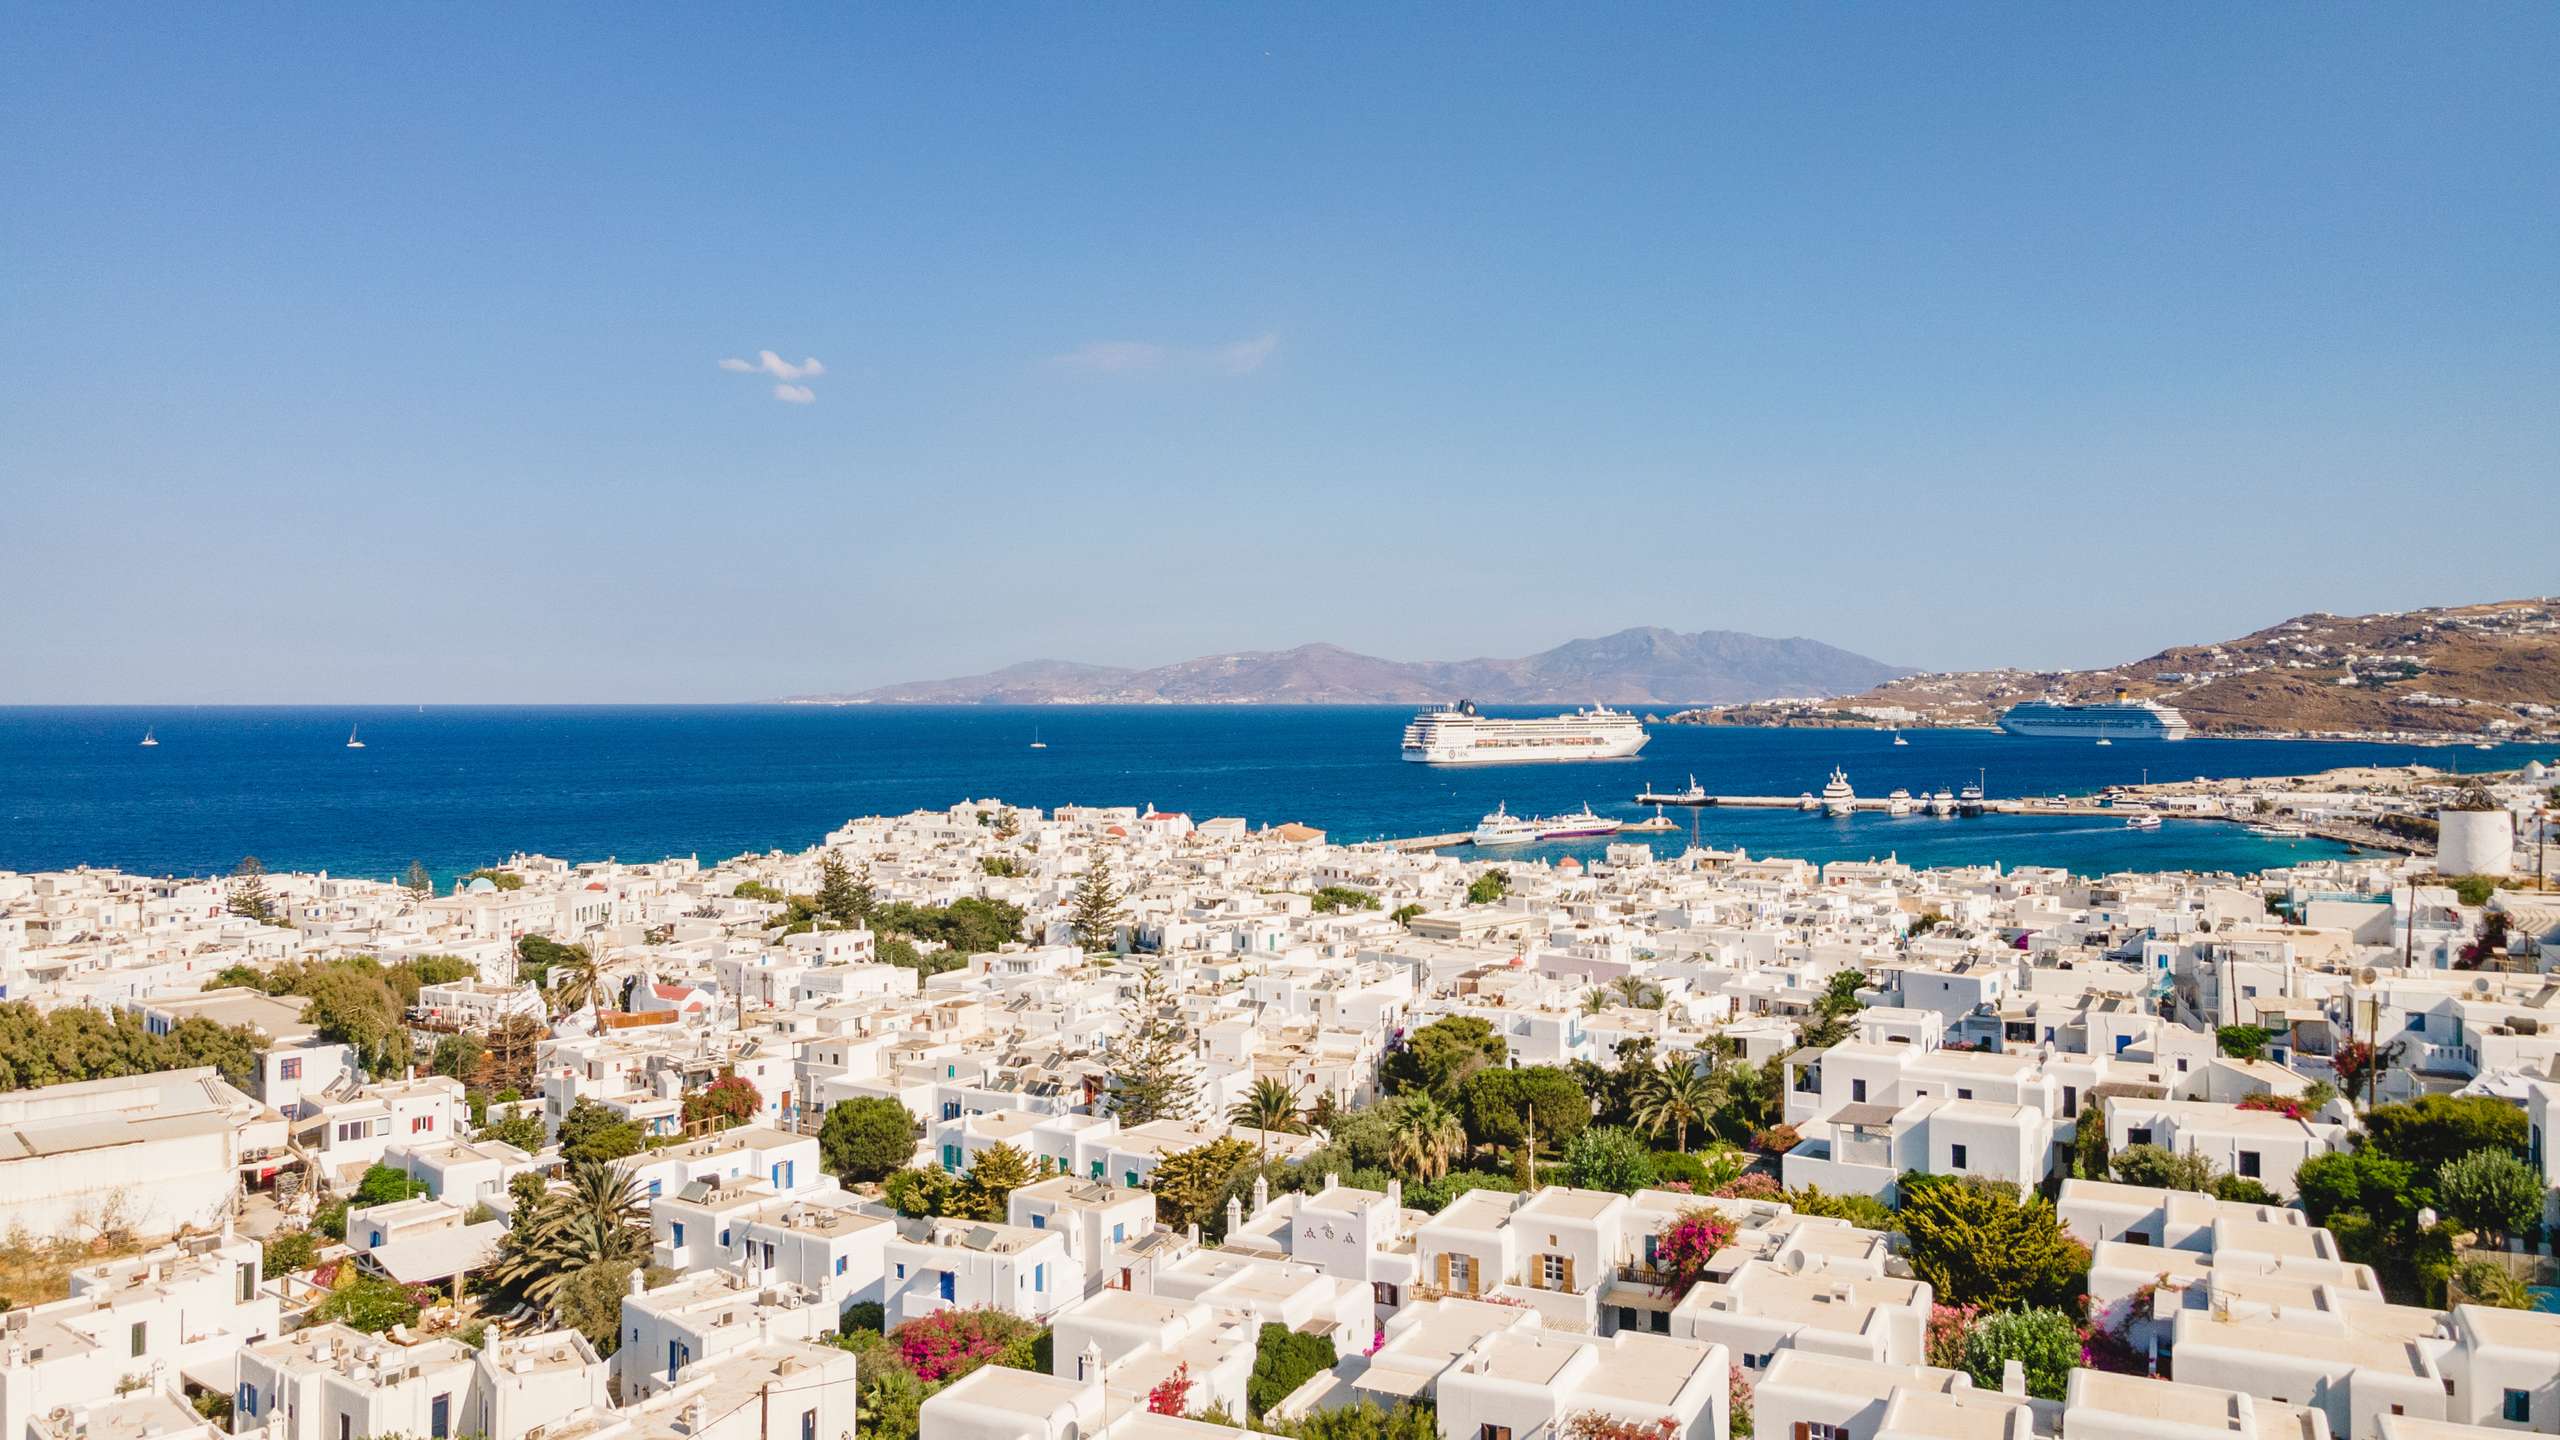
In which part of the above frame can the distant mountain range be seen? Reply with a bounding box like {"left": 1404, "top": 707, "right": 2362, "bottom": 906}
{"left": 787, "top": 627, "right": 1909, "bottom": 706}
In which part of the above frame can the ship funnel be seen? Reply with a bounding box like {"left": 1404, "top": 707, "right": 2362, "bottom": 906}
{"left": 2115, "top": 687, "right": 2129, "bottom": 703}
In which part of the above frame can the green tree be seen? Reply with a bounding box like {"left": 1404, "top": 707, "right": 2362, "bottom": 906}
{"left": 313, "top": 1273, "right": 419, "bottom": 1333}
{"left": 682, "top": 1072, "right": 761, "bottom": 1134}
{"left": 430, "top": 1032, "right": 487, "bottom": 1084}
{"left": 1308, "top": 886, "right": 1381, "bottom": 914}
{"left": 1386, "top": 1094, "right": 1468, "bottom": 1183}
{"left": 1103, "top": 964, "right": 1199, "bottom": 1124}
{"left": 352, "top": 1163, "right": 430, "bottom": 1207}
{"left": 479, "top": 1110, "right": 545, "bottom": 1153}
{"left": 1230, "top": 1077, "right": 1308, "bottom": 1161}
{"left": 883, "top": 1166, "right": 962, "bottom": 1218}
{"left": 1959, "top": 1308, "right": 2080, "bottom": 1401}
{"left": 820, "top": 1097, "right": 921, "bottom": 1183}
{"left": 1561, "top": 1125, "right": 1657, "bottom": 1194}
{"left": 556, "top": 1099, "right": 646, "bottom": 1164}
{"left": 2214, "top": 1025, "right": 2270, "bottom": 1060}
{"left": 486, "top": 1158, "right": 650, "bottom": 1318}
{"left": 1464, "top": 869, "right": 1510, "bottom": 906}
{"left": 2109, "top": 1144, "right": 2217, "bottom": 1192}
{"left": 1069, "top": 861, "right": 1129, "bottom": 954}
{"left": 1896, "top": 1177, "right": 2087, "bottom": 1310}
{"left": 1248, "top": 1324, "right": 1339, "bottom": 1418}
{"left": 228, "top": 856, "right": 276, "bottom": 923}
{"left": 2072, "top": 1096, "right": 2110, "bottom": 1180}
{"left": 960, "top": 1142, "right": 1037, "bottom": 1220}
{"left": 262, "top": 1229, "right": 319, "bottom": 1278}
{"left": 555, "top": 1259, "right": 643, "bottom": 1354}
{"left": 815, "top": 852, "right": 864, "bottom": 928}
{"left": 403, "top": 860, "right": 434, "bottom": 896}
{"left": 1151, "top": 1137, "right": 1259, "bottom": 1233}
{"left": 1390, "top": 904, "right": 1425, "bottom": 927}
{"left": 2363, "top": 1095, "right": 2528, "bottom": 1176}
{"left": 1458, "top": 1065, "right": 1589, "bottom": 1156}
{"left": 2435, "top": 1149, "right": 2542, "bottom": 1245}
{"left": 2449, "top": 1258, "right": 2532, "bottom": 1309}
{"left": 1382, "top": 1017, "right": 1506, "bottom": 1101}
{"left": 514, "top": 934, "right": 585, "bottom": 991}
{"left": 1632, "top": 1055, "right": 1716, "bottom": 1152}
{"left": 301, "top": 966, "right": 411, "bottom": 1077}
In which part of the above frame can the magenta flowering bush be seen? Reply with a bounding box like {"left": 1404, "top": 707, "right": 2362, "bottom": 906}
{"left": 1653, "top": 1208, "right": 1738, "bottom": 1296}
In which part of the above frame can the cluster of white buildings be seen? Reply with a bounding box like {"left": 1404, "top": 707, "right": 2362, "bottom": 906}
{"left": 0, "top": 783, "right": 2556, "bottom": 1440}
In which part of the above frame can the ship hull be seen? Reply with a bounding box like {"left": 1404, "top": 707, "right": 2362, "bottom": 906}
{"left": 1403, "top": 732, "right": 1650, "bottom": 765}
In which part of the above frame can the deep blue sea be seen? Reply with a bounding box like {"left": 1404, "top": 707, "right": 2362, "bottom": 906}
{"left": 1, "top": 707, "right": 2547, "bottom": 885}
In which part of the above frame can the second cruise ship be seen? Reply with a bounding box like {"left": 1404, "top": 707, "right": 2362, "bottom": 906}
{"left": 1997, "top": 689, "right": 2191, "bottom": 741}
{"left": 1401, "top": 700, "right": 1649, "bottom": 765}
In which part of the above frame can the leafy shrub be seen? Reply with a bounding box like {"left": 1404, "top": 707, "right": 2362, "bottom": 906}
{"left": 1959, "top": 1308, "right": 2081, "bottom": 1400}
{"left": 1249, "top": 1323, "right": 1338, "bottom": 1417}
{"left": 892, "top": 1308, "right": 1042, "bottom": 1384}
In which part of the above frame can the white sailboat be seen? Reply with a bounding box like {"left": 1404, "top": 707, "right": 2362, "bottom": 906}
{"left": 345, "top": 726, "right": 366, "bottom": 750}
{"left": 2094, "top": 737, "right": 2112, "bottom": 747}
{"left": 1029, "top": 728, "right": 1047, "bottom": 750}
{"left": 139, "top": 728, "right": 158, "bottom": 747}
{"left": 1890, "top": 730, "right": 1908, "bottom": 746}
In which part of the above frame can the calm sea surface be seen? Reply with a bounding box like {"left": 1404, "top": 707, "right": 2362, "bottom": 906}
{"left": 1, "top": 707, "right": 2547, "bottom": 884}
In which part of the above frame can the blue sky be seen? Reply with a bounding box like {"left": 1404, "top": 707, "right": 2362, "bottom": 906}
{"left": 4, "top": 5, "right": 2554, "bottom": 702}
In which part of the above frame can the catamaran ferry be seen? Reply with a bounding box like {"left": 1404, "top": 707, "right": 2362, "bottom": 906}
{"left": 1997, "top": 690, "right": 2191, "bottom": 741}
{"left": 1401, "top": 700, "right": 1649, "bottom": 765}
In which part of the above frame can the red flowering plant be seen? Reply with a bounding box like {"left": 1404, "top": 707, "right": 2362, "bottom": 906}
{"left": 2235, "top": 1093, "right": 2308, "bottom": 1121}
{"left": 2077, "top": 1284, "right": 2156, "bottom": 1376}
{"left": 1653, "top": 1207, "right": 1738, "bottom": 1298}
{"left": 893, "top": 1308, "right": 1037, "bottom": 1383}
{"left": 1147, "top": 1364, "right": 1194, "bottom": 1416}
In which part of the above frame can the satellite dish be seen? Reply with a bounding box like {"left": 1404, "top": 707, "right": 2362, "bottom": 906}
{"left": 2357, "top": 967, "right": 2380, "bottom": 984}
{"left": 2472, "top": 976, "right": 2494, "bottom": 995}
{"left": 1781, "top": 1248, "right": 1809, "bottom": 1275}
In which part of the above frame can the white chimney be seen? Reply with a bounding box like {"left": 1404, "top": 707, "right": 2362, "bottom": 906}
{"left": 2000, "top": 1360, "right": 2025, "bottom": 1397}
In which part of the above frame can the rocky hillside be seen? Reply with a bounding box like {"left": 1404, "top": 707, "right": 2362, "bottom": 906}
{"left": 789, "top": 627, "right": 1906, "bottom": 706}
{"left": 1690, "top": 599, "right": 2560, "bottom": 739}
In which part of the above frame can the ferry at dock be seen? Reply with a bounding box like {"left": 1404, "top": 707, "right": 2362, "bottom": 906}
{"left": 1402, "top": 700, "right": 1649, "bottom": 765}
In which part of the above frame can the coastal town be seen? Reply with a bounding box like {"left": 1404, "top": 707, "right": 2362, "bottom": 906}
{"left": 1, "top": 759, "right": 2556, "bottom": 1440}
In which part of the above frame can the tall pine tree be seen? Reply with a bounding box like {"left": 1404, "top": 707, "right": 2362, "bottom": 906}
{"left": 403, "top": 860, "right": 434, "bottom": 896}
{"left": 815, "top": 851, "right": 863, "bottom": 927}
{"left": 228, "top": 856, "right": 275, "bottom": 923}
{"left": 1104, "top": 964, "right": 1198, "bottom": 1124}
{"left": 1069, "top": 860, "right": 1127, "bottom": 954}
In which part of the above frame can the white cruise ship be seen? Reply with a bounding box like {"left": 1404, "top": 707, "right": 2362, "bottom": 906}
{"left": 1998, "top": 689, "right": 2191, "bottom": 741}
{"left": 1401, "top": 700, "right": 1649, "bottom": 765}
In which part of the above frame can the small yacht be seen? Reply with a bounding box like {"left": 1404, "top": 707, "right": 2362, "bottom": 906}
{"left": 1891, "top": 730, "right": 1909, "bottom": 746}
{"left": 1886, "top": 787, "right": 1915, "bottom": 816}
{"left": 1820, "top": 767, "right": 1857, "bottom": 817}
{"left": 1796, "top": 792, "right": 1818, "bottom": 812}
{"left": 2123, "top": 813, "right": 2161, "bottom": 831}
{"left": 2247, "top": 822, "right": 2308, "bottom": 839}
{"left": 1472, "top": 804, "right": 1539, "bottom": 847}
{"left": 345, "top": 727, "right": 365, "bottom": 749}
{"left": 139, "top": 728, "right": 158, "bottom": 747}
{"left": 2094, "top": 737, "right": 2113, "bottom": 747}
{"left": 1926, "top": 788, "right": 1956, "bottom": 817}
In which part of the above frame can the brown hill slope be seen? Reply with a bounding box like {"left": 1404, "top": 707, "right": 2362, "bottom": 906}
{"left": 1693, "top": 598, "right": 2560, "bottom": 738}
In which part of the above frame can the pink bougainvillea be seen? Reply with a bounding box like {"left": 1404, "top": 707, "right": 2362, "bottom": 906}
{"left": 1712, "top": 1173, "right": 1784, "bottom": 1201}
{"left": 1653, "top": 1208, "right": 1738, "bottom": 1297}
{"left": 895, "top": 1308, "right": 1028, "bottom": 1383}
{"left": 1925, "top": 1302, "right": 1979, "bottom": 1370}
{"left": 2235, "top": 1093, "right": 2308, "bottom": 1121}
{"left": 1561, "top": 1413, "right": 1679, "bottom": 1440}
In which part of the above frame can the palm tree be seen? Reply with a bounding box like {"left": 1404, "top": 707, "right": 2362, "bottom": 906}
{"left": 1387, "top": 1095, "right": 1467, "bottom": 1183}
{"left": 1632, "top": 1053, "right": 1716, "bottom": 1152}
{"left": 1229, "top": 1077, "right": 1306, "bottom": 1161}
{"left": 1610, "top": 975, "right": 1662, "bottom": 1009}
{"left": 487, "top": 1158, "right": 649, "bottom": 1315}
{"left": 546, "top": 944, "right": 607, "bottom": 1018}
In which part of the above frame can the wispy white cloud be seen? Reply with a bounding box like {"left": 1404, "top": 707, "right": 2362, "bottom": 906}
{"left": 1047, "top": 333, "right": 1279, "bottom": 377}
{"left": 719, "top": 350, "right": 826, "bottom": 402}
